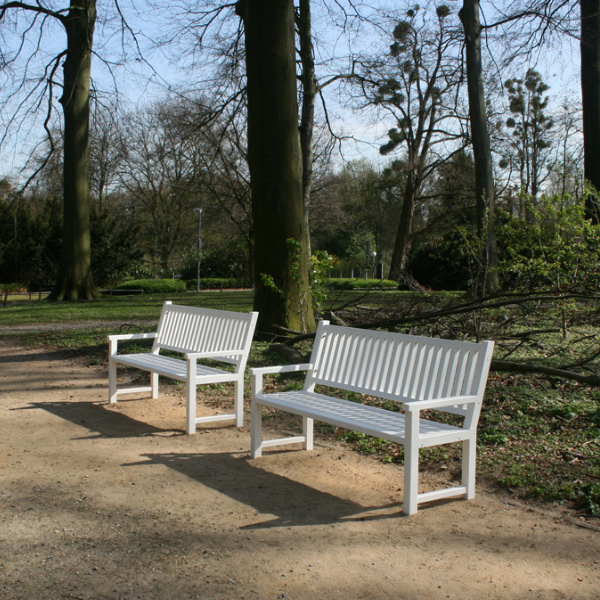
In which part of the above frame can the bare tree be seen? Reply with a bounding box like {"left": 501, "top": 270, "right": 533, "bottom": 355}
{"left": 0, "top": 0, "right": 149, "bottom": 300}
{"left": 90, "top": 104, "right": 125, "bottom": 212}
{"left": 117, "top": 100, "right": 208, "bottom": 277}
{"left": 357, "top": 4, "right": 466, "bottom": 282}
{"left": 459, "top": 0, "right": 500, "bottom": 295}
{"left": 1, "top": 0, "right": 98, "bottom": 299}
{"left": 195, "top": 109, "right": 254, "bottom": 278}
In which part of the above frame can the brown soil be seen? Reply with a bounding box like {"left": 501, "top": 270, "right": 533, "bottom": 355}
{"left": 1, "top": 341, "right": 599, "bottom": 600}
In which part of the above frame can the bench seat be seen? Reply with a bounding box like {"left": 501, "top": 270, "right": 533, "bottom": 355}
{"left": 114, "top": 353, "right": 237, "bottom": 382}
{"left": 254, "top": 389, "right": 464, "bottom": 445}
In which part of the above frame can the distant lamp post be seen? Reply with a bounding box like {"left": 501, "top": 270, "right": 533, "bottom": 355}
{"left": 193, "top": 208, "right": 202, "bottom": 292}
{"left": 365, "top": 242, "right": 377, "bottom": 279}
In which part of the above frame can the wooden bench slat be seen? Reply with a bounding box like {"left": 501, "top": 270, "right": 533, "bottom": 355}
{"left": 114, "top": 353, "right": 234, "bottom": 381}
{"left": 255, "top": 390, "right": 463, "bottom": 443}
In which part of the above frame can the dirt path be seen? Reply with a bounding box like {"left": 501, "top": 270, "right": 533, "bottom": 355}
{"left": 1, "top": 341, "right": 599, "bottom": 600}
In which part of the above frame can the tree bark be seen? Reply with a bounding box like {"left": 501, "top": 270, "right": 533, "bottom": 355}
{"left": 298, "top": 0, "right": 315, "bottom": 223}
{"left": 581, "top": 0, "right": 600, "bottom": 222}
{"left": 50, "top": 0, "right": 98, "bottom": 300}
{"left": 298, "top": 0, "right": 315, "bottom": 259}
{"left": 459, "top": 0, "right": 500, "bottom": 295}
{"left": 388, "top": 172, "right": 416, "bottom": 281}
{"left": 236, "top": 0, "right": 315, "bottom": 333}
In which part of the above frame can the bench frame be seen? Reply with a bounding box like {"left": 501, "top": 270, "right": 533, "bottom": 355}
{"left": 250, "top": 321, "right": 494, "bottom": 514}
{"left": 108, "top": 301, "right": 258, "bottom": 433}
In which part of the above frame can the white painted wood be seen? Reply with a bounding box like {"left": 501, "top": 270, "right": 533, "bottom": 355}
{"left": 108, "top": 301, "right": 258, "bottom": 434}
{"left": 250, "top": 320, "right": 494, "bottom": 514}
{"left": 418, "top": 486, "right": 467, "bottom": 503}
{"left": 112, "top": 386, "right": 153, "bottom": 396}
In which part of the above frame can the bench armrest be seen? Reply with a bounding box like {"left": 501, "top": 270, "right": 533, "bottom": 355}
{"left": 251, "top": 364, "right": 313, "bottom": 398}
{"left": 108, "top": 332, "right": 157, "bottom": 342}
{"left": 402, "top": 395, "right": 478, "bottom": 412}
{"left": 108, "top": 332, "right": 157, "bottom": 357}
{"left": 185, "top": 350, "right": 246, "bottom": 360}
{"left": 250, "top": 364, "right": 313, "bottom": 376}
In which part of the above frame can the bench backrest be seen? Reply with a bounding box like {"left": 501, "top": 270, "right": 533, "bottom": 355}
{"left": 305, "top": 321, "right": 494, "bottom": 421}
{"left": 152, "top": 302, "right": 258, "bottom": 368}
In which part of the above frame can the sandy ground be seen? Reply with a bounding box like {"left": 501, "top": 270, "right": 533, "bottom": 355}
{"left": 1, "top": 340, "right": 599, "bottom": 600}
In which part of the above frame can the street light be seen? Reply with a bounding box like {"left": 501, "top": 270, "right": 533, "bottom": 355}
{"left": 193, "top": 208, "right": 202, "bottom": 292}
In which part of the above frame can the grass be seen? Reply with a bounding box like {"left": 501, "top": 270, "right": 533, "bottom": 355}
{"left": 0, "top": 291, "right": 254, "bottom": 326}
{"left": 1, "top": 289, "right": 599, "bottom": 516}
{"left": 0, "top": 291, "right": 256, "bottom": 363}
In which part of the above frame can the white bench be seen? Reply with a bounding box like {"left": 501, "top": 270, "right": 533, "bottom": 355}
{"left": 108, "top": 301, "right": 258, "bottom": 433}
{"left": 250, "top": 321, "right": 494, "bottom": 514}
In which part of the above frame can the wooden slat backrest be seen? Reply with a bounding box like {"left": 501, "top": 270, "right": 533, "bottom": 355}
{"left": 152, "top": 302, "right": 257, "bottom": 366}
{"left": 306, "top": 321, "right": 493, "bottom": 416}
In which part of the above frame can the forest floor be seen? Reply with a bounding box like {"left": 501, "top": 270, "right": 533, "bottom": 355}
{"left": 1, "top": 339, "right": 599, "bottom": 600}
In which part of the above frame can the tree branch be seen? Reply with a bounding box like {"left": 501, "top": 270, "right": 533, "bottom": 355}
{"left": 491, "top": 359, "right": 600, "bottom": 386}
{"left": 0, "top": 1, "right": 66, "bottom": 24}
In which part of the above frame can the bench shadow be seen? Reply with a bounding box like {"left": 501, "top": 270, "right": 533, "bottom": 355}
{"left": 19, "top": 397, "right": 404, "bottom": 527}
{"left": 0, "top": 346, "right": 90, "bottom": 364}
{"left": 19, "top": 401, "right": 181, "bottom": 439}
{"left": 125, "top": 451, "right": 403, "bottom": 529}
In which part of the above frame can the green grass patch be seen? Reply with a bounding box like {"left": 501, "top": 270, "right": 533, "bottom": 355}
{"left": 0, "top": 291, "right": 255, "bottom": 327}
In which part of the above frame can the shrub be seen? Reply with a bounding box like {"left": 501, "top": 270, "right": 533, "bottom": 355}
{"left": 180, "top": 240, "right": 250, "bottom": 280}
{"left": 90, "top": 208, "right": 144, "bottom": 287}
{"left": 325, "top": 278, "right": 398, "bottom": 290}
{"left": 184, "top": 278, "right": 246, "bottom": 290}
{"left": 497, "top": 195, "right": 600, "bottom": 292}
{"left": 115, "top": 279, "right": 186, "bottom": 294}
{"left": 406, "top": 232, "right": 472, "bottom": 291}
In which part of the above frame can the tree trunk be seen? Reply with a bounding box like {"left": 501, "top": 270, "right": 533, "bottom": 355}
{"left": 459, "top": 0, "right": 500, "bottom": 295}
{"left": 50, "top": 0, "right": 98, "bottom": 301}
{"left": 581, "top": 0, "right": 600, "bottom": 222}
{"left": 388, "top": 173, "right": 417, "bottom": 282}
{"left": 236, "top": 0, "right": 315, "bottom": 333}
{"left": 298, "top": 0, "right": 316, "bottom": 260}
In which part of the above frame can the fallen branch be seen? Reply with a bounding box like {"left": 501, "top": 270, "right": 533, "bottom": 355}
{"left": 269, "top": 344, "right": 308, "bottom": 364}
{"left": 561, "top": 451, "right": 593, "bottom": 461}
{"left": 326, "top": 311, "right": 348, "bottom": 326}
{"left": 491, "top": 359, "right": 600, "bottom": 386}
{"left": 274, "top": 290, "right": 600, "bottom": 385}
{"left": 358, "top": 292, "right": 600, "bottom": 331}
{"left": 269, "top": 343, "right": 600, "bottom": 386}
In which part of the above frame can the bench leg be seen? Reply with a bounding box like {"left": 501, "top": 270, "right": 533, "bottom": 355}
{"left": 186, "top": 384, "right": 197, "bottom": 434}
{"left": 151, "top": 372, "right": 159, "bottom": 399}
{"left": 234, "top": 380, "right": 244, "bottom": 428}
{"left": 108, "top": 359, "right": 118, "bottom": 403}
{"left": 186, "top": 360, "right": 197, "bottom": 435}
{"left": 302, "top": 416, "right": 313, "bottom": 451}
{"left": 250, "top": 401, "right": 263, "bottom": 458}
{"left": 403, "top": 410, "right": 420, "bottom": 515}
{"left": 462, "top": 437, "right": 477, "bottom": 499}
